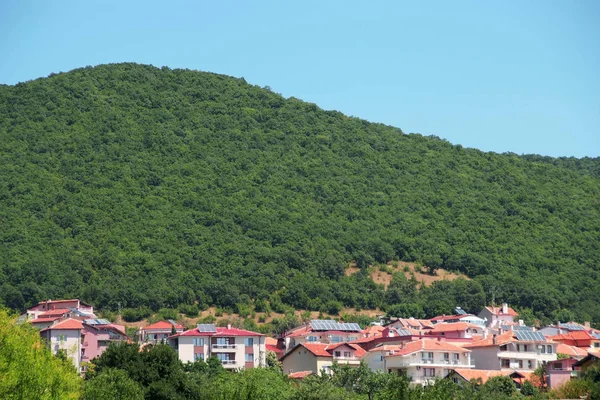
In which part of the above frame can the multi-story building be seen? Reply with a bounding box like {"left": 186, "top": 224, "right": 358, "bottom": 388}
{"left": 26, "top": 299, "right": 95, "bottom": 320}
{"left": 137, "top": 320, "right": 185, "bottom": 344}
{"left": 39, "top": 317, "right": 129, "bottom": 373}
{"left": 464, "top": 329, "right": 557, "bottom": 372}
{"left": 168, "top": 324, "right": 266, "bottom": 369}
{"left": 478, "top": 303, "right": 518, "bottom": 329}
{"left": 283, "top": 320, "right": 363, "bottom": 352}
{"left": 363, "top": 339, "right": 473, "bottom": 385}
{"left": 280, "top": 342, "right": 366, "bottom": 376}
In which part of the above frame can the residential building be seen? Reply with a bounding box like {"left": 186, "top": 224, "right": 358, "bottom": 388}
{"left": 26, "top": 299, "right": 95, "bottom": 320}
{"left": 549, "top": 331, "right": 600, "bottom": 350}
{"left": 138, "top": 320, "right": 185, "bottom": 344}
{"left": 425, "top": 322, "right": 484, "bottom": 340}
{"left": 545, "top": 358, "right": 579, "bottom": 390}
{"left": 283, "top": 320, "right": 363, "bottom": 352}
{"left": 363, "top": 339, "right": 473, "bottom": 385}
{"left": 168, "top": 324, "right": 266, "bottom": 369}
{"left": 445, "top": 368, "right": 512, "bottom": 385}
{"left": 464, "top": 330, "right": 557, "bottom": 372}
{"left": 40, "top": 318, "right": 129, "bottom": 373}
{"left": 280, "top": 342, "right": 366, "bottom": 376}
{"left": 478, "top": 303, "right": 518, "bottom": 329}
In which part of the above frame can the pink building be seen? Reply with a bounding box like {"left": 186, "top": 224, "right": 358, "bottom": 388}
{"left": 26, "top": 299, "right": 95, "bottom": 320}
{"left": 546, "top": 358, "right": 579, "bottom": 390}
{"left": 40, "top": 317, "right": 129, "bottom": 373}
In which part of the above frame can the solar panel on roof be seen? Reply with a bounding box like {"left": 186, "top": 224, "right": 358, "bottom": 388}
{"left": 455, "top": 307, "right": 466, "bottom": 315}
{"left": 515, "top": 330, "right": 546, "bottom": 342}
{"left": 592, "top": 332, "right": 600, "bottom": 339}
{"left": 502, "top": 325, "right": 532, "bottom": 331}
{"left": 560, "top": 323, "right": 585, "bottom": 331}
{"left": 197, "top": 324, "right": 216, "bottom": 332}
{"left": 96, "top": 319, "right": 110, "bottom": 325}
{"left": 395, "top": 328, "right": 412, "bottom": 336}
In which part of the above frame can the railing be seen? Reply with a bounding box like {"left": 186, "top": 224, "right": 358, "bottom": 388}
{"left": 334, "top": 356, "right": 359, "bottom": 361}
{"left": 221, "top": 360, "right": 236, "bottom": 365}
{"left": 216, "top": 344, "right": 237, "bottom": 348}
{"left": 421, "top": 359, "right": 434, "bottom": 364}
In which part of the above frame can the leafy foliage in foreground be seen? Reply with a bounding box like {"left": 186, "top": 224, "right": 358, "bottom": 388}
{"left": 83, "top": 343, "right": 542, "bottom": 400}
{"left": 1, "top": 63, "right": 599, "bottom": 323}
{"left": 0, "top": 308, "right": 81, "bottom": 399}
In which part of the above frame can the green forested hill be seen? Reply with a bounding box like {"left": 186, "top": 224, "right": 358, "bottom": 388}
{"left": 1, "top": 63, "right": 599, "bottom": 324}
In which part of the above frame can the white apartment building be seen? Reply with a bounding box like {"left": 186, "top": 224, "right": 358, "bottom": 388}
{"left": 363, "top": 339, "right": 473, "bottom": 385}
{"left": 168, "top": 324, "right": 266, "bottom": 369}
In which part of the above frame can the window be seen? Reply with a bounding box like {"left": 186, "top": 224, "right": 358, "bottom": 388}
{"left": 518, "top": 360, "right": 523, "bottom": 369}
{"left": 334, "top": 351, "right": 341, "bottom": 357}
{"left": 453, "top": 353, "right": 460, "bottom": 360}
{"left": 547, "top": 345, "right": 552, "bottom": 354}
{"left": 516, "top": 344, "right": 521, "bottom": 352}
{"left": 331, "top": 336, "right": 343, "bottom": 343}
{"left": 244, "top": 338, "right": 254, "bottom": 346}
{"left": 540, "top": 345, "right": 546, "bottom": 353}
{"left": 523, "top": 344, "right": 528, "bottom": 352}
{"left": 194, "top": 353, "right": 204, "bottom": 361}
{"left": 594, "top": 343, "right": 599, "bottom": 348}
{"left": 422, "top": 352, "right": 433, "bottom": 363}
{"left": 307, "top": 336, "right": 318, "bottom": 342}
{"left": 443, "top": 353, "right": 449, "bottom": 361}
{"left": 344, "top": 351, "right": 351, "bottom": 358}
{"left": 500, "top": 345, "right": 508, "bottom": 351}
{"left": 424, "top": 368, "right": 435, "bottom": 377}
{"left": 193, "top": 338, "right": 204, "bottom": 346}
{"left": 245, "top": 353, "right": 254, "bottom": 362}
{"left": 501, "top": 359, "right": 510, "bottom": 368}
{"left": 380, "top": 355, "right": 384, "bottom": 361}
{"left": 528, "top": 360, "right": 533, "bottom": 369}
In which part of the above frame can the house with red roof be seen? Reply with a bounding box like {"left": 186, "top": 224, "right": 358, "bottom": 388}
{"left": 26, "top": 299, "right": 95, "bottom": 320}
{"left": 168, "top": 324, "right": 266, "bottom": 369}
{"left": 40, "top": 317, "right": 129, "bottom": 373}
{"left": 464, "top": 329, "right": 557, "bottom": 372}
{"left": 280, "top": 342, "right": 367, "bottom": 376}
{"left": 363, "top": 339, "right": 473, "bottom": 385}
{"left": 425, "top": 322, "right": 484, "bottom": 340}
{"left": 549, "top": 331, "right": 600, "bottom": 350}
{"left": 137, "top": 320, "right": 185, "bottom": 344}
{"left": 283, "top": 320, "right": 364, "bottom": 352}
{"left": 478, "top": 303, "right": 518, "bottom": 329}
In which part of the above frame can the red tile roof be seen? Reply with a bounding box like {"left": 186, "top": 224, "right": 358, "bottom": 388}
{"left": 450, "top": 369, "right": 511, "bottom": 384}
{"left": 30, "top": 317, "right": 61, "bottom": 324}
{"left": 386, "top": 339, "right": 471, "bottom": 356}
{"left": 173, "top": 326, "right": 264, "bottom": 337}
{"left": 463, "top": 331, "right": 516, "bottom": 348}
{"left": 41, "top": 318, "right": 83, "bottom": 331}
{"left": 266, "top": 344, "right": 283, "bottom": 354}
{"left": 39, "top": 309, "right": 71, "bottom": 316}
{"left": 144, "top": 320, "right": 185, "bottom": 330}
{"left": 550, "top": 331, "right": 594, "bottom": 341}
{"left": 281, "top": 342, "right": 367, "bottom": 361}
{"left": 556, "top": 343, "right": 589, "bottom": 358}
{"left": 429, "top": 322, "right": 479, "bottom": 333}
{"left": 288, "top": 371, "right": 313, "bottom": 379}
{"left": 486, "top": 306, "right": 518, "bottom": 317}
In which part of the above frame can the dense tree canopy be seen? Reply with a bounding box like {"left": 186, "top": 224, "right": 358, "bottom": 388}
{"left": 0, "top": 63, "right": 599, "bottom": 323}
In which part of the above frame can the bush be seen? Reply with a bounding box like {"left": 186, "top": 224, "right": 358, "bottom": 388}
{"left": 178, "top": 304, "right": 199, "bottom": 318}
{"left": 121, "top": 307, "right": 152, "bottom": 323}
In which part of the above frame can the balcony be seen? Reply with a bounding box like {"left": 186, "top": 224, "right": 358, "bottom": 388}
{"left": 220, "top": 360, "right": 238, "bottom": 368}
{"left": 333, "top": 356, "right": 361, "bottom": 364}
{"left": 387, "top": 358, "right": 473, "bottom": 369}
{"left": 212, "top": 344, "right": 238, "bottom": 351}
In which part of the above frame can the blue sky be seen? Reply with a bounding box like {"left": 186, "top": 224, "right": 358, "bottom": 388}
{"left": 1, "top": 0, "right": 598, "bottom": 157}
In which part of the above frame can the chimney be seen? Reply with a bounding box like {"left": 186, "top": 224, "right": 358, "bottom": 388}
{"left": 518, "top": 319, "right": 524, "bottom": 326}
{"left": 584, "top": 321, "right": 590, "bottom": 329}
{"left": 492, "top": 334, "right": 497, "bottom": 345}
{"left": 502, "top": 303, "right": 508, "bottom": 314}
{"left": 227, "top": 324, "right": 231, "bottom": 330}
{"left": 557, "top": 321, "right": 561, "bottom": 334}
{"left": 483, "top": 328, "right": 488, "bottom": 339}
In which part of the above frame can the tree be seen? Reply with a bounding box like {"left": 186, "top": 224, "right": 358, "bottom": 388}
{"left": 520, "top": 380, "right": 537, "bottom": 396}
{"left": 0, "top": 308, "right": 81, "bottom": 399}
{"left": 82, "top": 368, "right": 144, "bottom": 400}
{"left": 482, "top": 376, "right": 516, "bottom": 397}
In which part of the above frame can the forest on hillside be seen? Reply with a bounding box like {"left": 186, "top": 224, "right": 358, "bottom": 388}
{"left": 0, "top": 63, "right": 599, "bottom": 325}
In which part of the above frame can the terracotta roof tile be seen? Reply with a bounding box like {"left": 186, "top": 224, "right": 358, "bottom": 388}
{"left": 386, "top": 339, "right": 470, "bottom": 356}
{"left": 42, "top": 318, "right": 83, "bottom": 331}
{"left": 486, "top": 306, "right": 518, "bottom": 317}
{"left": 556, "top": 343, "right": 589, "bottom": 358}
{"left": 288, "top": 371, "right": 313, "bottom": 379}
{"left": 451, "top": 368, "right": 511, "bottom": 384}
{"left": 144, "top": 320, "right": 185, "bottom": 330}
{"left": 39, "top": 309, "right": 71, "bottom": 316}
{"left": 430, "top": 322, "right": 479, "bottom": 333}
